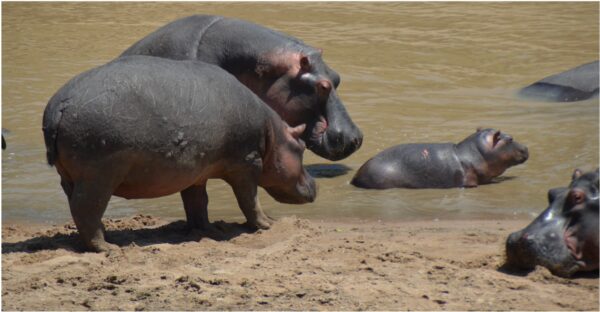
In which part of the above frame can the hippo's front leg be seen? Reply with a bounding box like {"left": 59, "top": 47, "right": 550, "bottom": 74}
{"left": 226, "top": 174, "right": 275, "bottom": 230}
{"left": 180, "top": 183, "right": 211, "bottom": 229}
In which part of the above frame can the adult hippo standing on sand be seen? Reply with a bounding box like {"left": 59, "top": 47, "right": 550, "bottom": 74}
{"left": 42, "top": 56, "right": 316, "bottom": 252}
{"left": 506, "top": 169, "right": 599, "bottom": 277}
{"left": 121, "top": 15, "right": 363, "bottom": 161}
{"left": 519, "top": 60, "right": 599, "bottom": 102}
{"left": 351, "top": 128, "right": 529, "bottom": 189}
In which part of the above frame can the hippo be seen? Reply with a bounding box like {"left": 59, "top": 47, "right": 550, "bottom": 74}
{"left": 519, "top": 60, "right": 599, "bottom": 102}
{"left": 120, "top": 15, "right": 363, "bottom": 161}
{"left": 351, "top": 128, "right": 529, "bottom": 189}
{"left": 506, "top": 169, "right": 599, "bottom": 277}
{"left": 42, "top": 56, "right": 316, "bottom": 252}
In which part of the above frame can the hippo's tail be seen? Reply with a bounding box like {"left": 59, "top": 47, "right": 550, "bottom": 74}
{"left": 42, "top": 97, "right": 69, "bottom": 166}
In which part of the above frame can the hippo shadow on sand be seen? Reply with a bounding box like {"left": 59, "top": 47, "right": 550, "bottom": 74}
{"left": 496, "top": 262, "right": 599, "bottom": 279}
{"left": 2, "top": 219, "right": 257, "bottom": 254}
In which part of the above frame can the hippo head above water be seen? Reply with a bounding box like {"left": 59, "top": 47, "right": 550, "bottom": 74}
{"left": 253, "top": 48, "right": 363, "bottom": 161}
{"left": 120, "top": 15, "right": 363, "bottom": 161}
{"left": 506, "top": 169, "right": 599, "bottom": 277}
{"left": 458, "top": 128, "right": 529, "bottom": 185}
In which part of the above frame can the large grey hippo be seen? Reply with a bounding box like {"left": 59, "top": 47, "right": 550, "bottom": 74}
{"left": 42, "top": 56, "right": 316, "bottom": 252}
{"left": 351, "top": 128, "right": 529, "bottom": 189}
{"left": 519, "top": 60, "right": 599, "bottom": 102}
{"left": 506, "top": 169, "right": 599, "bottom": 277}
{"left": 121, "top": 15, "right": 363, "bottom": 161}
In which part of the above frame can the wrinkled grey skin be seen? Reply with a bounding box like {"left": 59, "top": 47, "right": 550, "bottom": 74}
{"left": 351, "top": 128, "right": 529, "bottom": 189}
{"left": 519, "top": 60, "right": 599, "bottom": 102}
{"left": 121, "top": 15, "right": 363, "bottom": 161}
{"left": 506, "top": 169, "right": 599, "bottom": 277}
{"left": 42, "top": 56, "right": 316, "bottom": 252}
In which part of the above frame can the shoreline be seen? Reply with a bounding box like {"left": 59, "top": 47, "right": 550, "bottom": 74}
{"left": 2, "top": 215, "right": 598, "bottom": 310}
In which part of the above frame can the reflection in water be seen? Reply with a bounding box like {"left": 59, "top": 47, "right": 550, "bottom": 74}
{"left": 2, "top": 2, "right": 599, "bottom": 224}
{"left": 306, "top": 164, "right": 352, "bottom": 179}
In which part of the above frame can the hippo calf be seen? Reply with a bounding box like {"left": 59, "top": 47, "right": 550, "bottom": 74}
{"left": 351, "top": 128, "right": 529, "bottom": 189}
{"left": 42, "top": 56, "right": 316, "bottom": 252}
{"left": 506, "top": 169, "right": 599, "bottom": 277}
{"left": 519, "top": 60, "right": 599, "bottom": 102}
{"left": 121, "top": 15, "right": 363, "bottom": 161}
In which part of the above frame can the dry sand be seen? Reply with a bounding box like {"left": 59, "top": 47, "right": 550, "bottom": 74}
{"left": 2, "top": 215, "right": 598, "bottom": 310}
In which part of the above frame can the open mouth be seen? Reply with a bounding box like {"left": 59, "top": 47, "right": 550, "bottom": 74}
{"left": 564, "top": 226, "right": 583, "bottom": 260}
{"left": 307, "top": 115, "right": 328, "bottom": 147}
{"left": 563, "top": 226, "right": 589, "bottom": 273}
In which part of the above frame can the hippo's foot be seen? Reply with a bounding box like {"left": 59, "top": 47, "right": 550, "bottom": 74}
{"left": 85, "top": 239, "right": 120, "bottom": 254}
{"left": 246, "top": 213, "right": 276, "bottom": 230}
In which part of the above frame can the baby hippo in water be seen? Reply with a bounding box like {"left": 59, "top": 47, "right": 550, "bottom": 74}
{"left": 43, "top": 56, "right": 316, "bottom": 252}
{"left": 351, "top": 128, "right": 529, "bottom": 189}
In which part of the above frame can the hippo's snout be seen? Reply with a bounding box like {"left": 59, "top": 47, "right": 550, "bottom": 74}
{"left": 324, "top": 127, "right": 363, "bottom": 160}
{"left": 505, "top": 230, "right": 536, "bottom": 270}
{"left": 264, "top": 170, "right": 317, "bottom": 204}
{"left": 298, "top": 172, "right": 317, "bottom": 203}
{"left": 315, "top": 125, "right": 363, "bottom": 161}
{"left": 520, "top": 146, "right": 529, "bottom": 162}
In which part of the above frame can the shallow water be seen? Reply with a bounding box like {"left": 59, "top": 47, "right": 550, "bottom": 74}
{"left": 2, "top": 2, "right": 598, "bottom": 225}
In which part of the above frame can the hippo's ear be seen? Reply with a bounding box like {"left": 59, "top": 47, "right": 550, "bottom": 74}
{"left": 476, "top": 127, "right": 483, "bottom": 132}
{"left": 492, "top": 131, "right": 501, "bottom": 147}
{"left": 300, "top": 55, "right": 311, "bottom": 72}
{"left": 572, "top": 168, "right": 583, "bottom": 180}
{"left": 288, "top": 124, "right": 306, "bottom": 140}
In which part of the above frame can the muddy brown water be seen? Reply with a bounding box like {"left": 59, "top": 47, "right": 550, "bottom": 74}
{"left": 2, "top": 2, "right": 598, "bottom": 226}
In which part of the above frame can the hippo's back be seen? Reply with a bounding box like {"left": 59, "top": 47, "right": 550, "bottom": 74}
{"left": 351, "top": 143, "right": 464, "bottom": 189}
{"left": 121, "top": 15, "right": 308, "bottom": 66}
{"left": 519, "top": 60, "right": 599, "bottom": 102}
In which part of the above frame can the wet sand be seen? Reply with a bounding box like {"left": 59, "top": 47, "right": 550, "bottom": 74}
{"left": 2, "top": 216, "right": 598, "bottom": 310}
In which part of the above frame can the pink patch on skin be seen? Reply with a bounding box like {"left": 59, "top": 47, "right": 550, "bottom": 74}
{"left": 421, "top": 149, "right": 429, "bottom": 159}
{"left": 565, "top": 227, "right": 583, "bottom": 260}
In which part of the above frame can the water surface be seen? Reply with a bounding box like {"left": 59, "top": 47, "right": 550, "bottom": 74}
{"left": 2, "top": 2, "right": 598, "bottom": 225}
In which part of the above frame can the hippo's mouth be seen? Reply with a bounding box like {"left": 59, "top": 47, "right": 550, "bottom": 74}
{"left": 306, "top": 115, "right": 328, "bottom": 148}
{"left": 563, "top": 226, "right": 589, "bottom": 271}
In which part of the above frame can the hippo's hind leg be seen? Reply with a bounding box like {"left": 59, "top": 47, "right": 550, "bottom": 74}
{"left": 68, "top": 180, "right": 116, "bottom": 252}
{"left": 226, "top": 173, "right": 274, "bottom": 230}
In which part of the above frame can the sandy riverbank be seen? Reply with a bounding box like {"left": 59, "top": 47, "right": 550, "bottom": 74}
{"left": 2, "top": 216, "right": 598, "bottom": 310}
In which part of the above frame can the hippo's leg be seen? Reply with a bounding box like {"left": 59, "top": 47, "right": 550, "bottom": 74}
{"left": 180, "top": 183, "right": 212, "bottom": 230}
{"left": 226, "top": 174, "right": 274, "bottom": 230}
{"left": 60, "top": 178, "right": 74, "bottom": 199}
{"left": 68, "top": 181, "right": 116, "bottom": 252}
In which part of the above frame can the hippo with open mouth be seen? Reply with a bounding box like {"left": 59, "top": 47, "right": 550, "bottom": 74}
{"left": 121, "top": 15, "right": 363, "bottom": 161}
{"left": 506, "top": 169, "right": 599, "bottom": 277}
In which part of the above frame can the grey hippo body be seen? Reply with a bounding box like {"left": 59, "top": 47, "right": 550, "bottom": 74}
{"left": 519, "top": 60, "right": 599, "bottom": 102}
{"left": 121, "top": 15, "right": 363, "bottom": 161}
{"left": 506, "top": 169, "right": 599, "bottom": 277}
{"left": 351, "top": 128, "right": 528, "bottom": 189}
{"left": 43, "top": 56, "right": 316, "bottom": 252}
